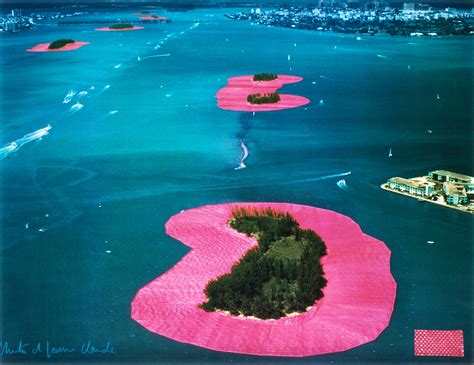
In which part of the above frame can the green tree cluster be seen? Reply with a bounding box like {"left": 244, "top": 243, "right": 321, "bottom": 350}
{"left": 109, "top": 23, "right": 134, "bottom": 29}
{"left": 247, "top": 92, "right": 281, "bottom": 104}
{"left": 48, "top": 39, "right": 75, "bottom": 49}
{"left": 253, "top": 73, "right": 278, "bottom": 81}
{"left": 200, "top": 207, "right": 327, "bottom": 320}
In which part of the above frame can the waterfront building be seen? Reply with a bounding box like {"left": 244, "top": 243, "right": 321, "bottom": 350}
{"left": 387, "top": 177, "right": 435, "bottom": 197}
{"left": 443, "top": 182, "right": 468, "bottom": 205}
{"left": 10, "top": 9, "right": 22, "bottom": 17}
{"left": 428, "top": 170, "right": 473, "bottom": 184}
{"left": 5, "top": 21, "right": 17, "bottom": 32}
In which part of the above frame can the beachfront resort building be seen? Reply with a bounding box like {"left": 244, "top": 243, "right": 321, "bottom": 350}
{"left": 443, "top": 182, "right": 468, "bottom": 205}
{"left": 383, "top": 170, "right": 474, "bottom": 212}
{"left": 428, "top": 170, "right": 473, "bottom": 184}
{"left": 387, "top": 177, "right": 435, "bottom": 197}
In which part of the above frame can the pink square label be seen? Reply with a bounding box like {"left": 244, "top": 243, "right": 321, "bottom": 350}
{"left": 414, "top": 330, "right": 464, "bottom": 357}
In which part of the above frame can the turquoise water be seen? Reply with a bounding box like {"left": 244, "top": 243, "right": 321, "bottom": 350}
{"left": 1, "top": 5, "right": 472, "bottom": 364}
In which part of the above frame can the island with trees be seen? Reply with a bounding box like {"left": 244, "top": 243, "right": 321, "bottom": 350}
{"left": 200, "top": 207, "right": 327, "bottom": 319}
{"left": 247, "top": 92, "right": 281, "bottom": 104}
{"left": 109, "top": 23, "right": 134, "bottom": 30}
{"left": 216, "top": 74, "right": 310, "bottom": 112}
{"left": 132, "top": 202, "right": 396, "bottom": 356}
{"left": 140, "top": 15, "right": 170, "bottom": 22}
{"left": 48, "top": 39, "right": 75, "bottom": 50}
{"left": 253, "top": 73, "right": 278, "bottom": 82}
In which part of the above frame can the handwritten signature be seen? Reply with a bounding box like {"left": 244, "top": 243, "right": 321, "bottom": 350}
{"left": 1, "top": 340, "right": 116, "bottom": 359}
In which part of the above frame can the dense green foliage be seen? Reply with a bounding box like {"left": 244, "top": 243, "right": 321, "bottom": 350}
{"left": 109, "top": 23, "right": 134, "bottom": 29}
{"left": 247, "top": 92, "right": 281, "bottom": 104}
{"left": 200, "top": 207, "right": 327, "bottom": 320}
{"left": 253, "top": 73, "right": 278, "bottom": 81}
{"left": 48, "top": 39, "right": 75, "bottom": 49}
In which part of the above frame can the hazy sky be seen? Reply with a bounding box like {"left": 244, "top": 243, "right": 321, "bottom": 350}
{"left": 0, "top": 0, "right": 472, "bottom": 5}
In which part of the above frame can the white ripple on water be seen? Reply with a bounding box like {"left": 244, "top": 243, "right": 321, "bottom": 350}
{"left": 140, "top": 53, "right": 171, "bottom": 61}
{"left": 63, "top": 89, "right": 76, "bottom": 104}
{"left": 69, "top": 102, "right": 83, "bottom": 113}
{"left": 0, "top": 124, "right": 52, "bottom": 161}
{"left": 336, "top": 179, "right": 349, "bottom": 191}
{"left": 76, "top": 90, "right": 88, "bottom": 98}
{"left": 104, "top": 110, "right": 118, "bottom": 118}
{"left": 235, "top": 141, "right": 249, "bottom": 170}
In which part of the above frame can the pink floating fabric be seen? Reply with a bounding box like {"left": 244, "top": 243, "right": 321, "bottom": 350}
{"left": 140, "top": 16, "right": 168, "bottom": 21}
{"left": 215, "top": 75, "right": 310, "bottom": 112}
{"left": 131, "top": 203, "right": 397, "bottom": 357}
{"left": 95, "top": 26, "right": 144, "bottom": 31}
{"left": 26, "top": 42, "right": 89, "bottom": 53}
{"left": 414, "top": 330, "right": 464, "bottom": 357}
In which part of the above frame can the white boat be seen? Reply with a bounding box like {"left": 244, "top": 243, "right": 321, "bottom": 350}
{"left": 388, "top": 148, "right": 393, "bottom": 157}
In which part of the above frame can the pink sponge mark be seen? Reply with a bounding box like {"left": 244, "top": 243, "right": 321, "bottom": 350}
{"left": 215, "top": 75, "right": 310, "bottom": 112}
{"left": 131, "top": 203, "right": 397, "bottom": 357}
{"left": 414, "top": 330, "right": 464, "bottom": 357}
{"left": 26, "top": 42, "right": 90, "bottom": 53}
{"left": 95, "top": 26, "right": 144, "bottom": 31}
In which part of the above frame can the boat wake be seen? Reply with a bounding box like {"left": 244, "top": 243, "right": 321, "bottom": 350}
{"left": 377, "top": 54, "right": 391, "bottom": 60}
{"left": 63, "top": 89, "right": 76, "bottom": 104}
{"left": 0, "top": 125, "right": 52, "bottom": 161}
{"left": 69, "top": 102, "right": 83, "bottom": 113}
{"left": 140, "top": 53, "right": 171, "bottom": 61}
{"left": 235, "top": 141, "right": 249, "bottom": 170}
{"left": 114, "top": 63, "right": 122, "bottom": 69}
{"left": 336, "top": 179, "right": 349, "bottom": 191}
{"left": 294, "top": 171, "right": 351, "bottom": 184}
{"left": 104, "top": 110, "right": 118, "bottom": 118}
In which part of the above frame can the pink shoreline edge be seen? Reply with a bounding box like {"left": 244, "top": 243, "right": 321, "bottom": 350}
{"left": 215, "top": 75, "right": 310, "bottom": 112}
{"left": 140, "top": 16, "right": 168, "bottom": 21}
{"left": 131, "top": 203, "right": 397, "bottom": 357}
{"left": 95, "top": 26, "right": 144, "bottom": 31}
{"left": 26, "top": 42, "right": 90, "bottom": 52}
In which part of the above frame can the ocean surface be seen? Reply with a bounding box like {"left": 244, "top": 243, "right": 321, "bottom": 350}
{"left": 0, "top": 5, "right": 472, "bottom": 364}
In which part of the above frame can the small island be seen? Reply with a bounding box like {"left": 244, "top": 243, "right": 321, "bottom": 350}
{"left": 109, "top": 23, "right": 134, "bottom": 30}
{"left": 247, "top": 92, "right": 281, "bottom": 104}
{"left": 131, "top": 203, "right": 396, "bottom": 356}
{"left": 48, "top": 39, "right": 75, "bottom": 50}
{"left": 200, "top": 207, "right": 327, "bottom": 320}
{"left": 140, "top": 15, "right": 170, "bottom": 23}
{"left": 96, "top": 24, "right": 143, "bottom": 32}
{"left": 253, "top": 73, "right": 278, "bottom": 82}
{"left": 215, "top": 75, "right": 310, "bottom": 112}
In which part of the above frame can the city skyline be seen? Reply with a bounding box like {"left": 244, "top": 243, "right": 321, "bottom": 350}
{"left": 1, "top": 1, "right": 473, "bottom": 6}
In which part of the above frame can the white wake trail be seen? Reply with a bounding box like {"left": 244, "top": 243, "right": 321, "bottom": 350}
{"left": 0, "top": 125, "right": 52, "bottom": 161}
{"left": 235, "top": 141, "right": 249, "bottom": 170}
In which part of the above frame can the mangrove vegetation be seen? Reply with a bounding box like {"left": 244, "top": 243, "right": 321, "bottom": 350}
{"left": 109, "top": 23, "right": 134, "bottom": 29}
{"left": 200, "top": 207, "right": 327, "bottom": 320}
{"left": 247, "top": 92, "right": 281, "bottom": 104}
{"left": 48, "top": 39, "right": 75, "bottom": 49}
{"left": 253, "top": 73, "right": 278, "bottom": 81}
